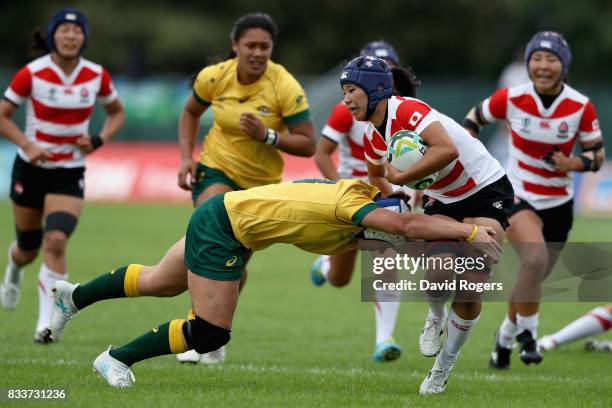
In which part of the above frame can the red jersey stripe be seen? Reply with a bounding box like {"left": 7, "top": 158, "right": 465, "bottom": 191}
{"left": 370, "top": 131, "right": 387, "bottom": 151}
{"left": 511, "top": 130, "right": 576, "bottom": 159}
{"left": 352, "top": 169, "right": 368, "bottom": 177}
{"left": 442, "top": 178, "right": 476, "bottom": 197}
{"left": 523, "top": 181, "right": 567, "bottom": 196}
{"left": 430, "top": 161, "right": 464, "bottom": 190}
{"left": 488, "top": 88, "right": 508, "bottom": 119}
{"left": 73, "top": 67, "right": 99, "bottom": 85}
{"left": 510, "top": 94, "right": 539, "bottom": 116}
{"left": 346, "top": 136, "right": 365, "bottom": 160}
{"left": 550, "top": 99, "right": 583, "bottom": 119}
{"left": 31, "top": 97, "right": 94, "bottom": 125}
{"left": 518, "top": 160, "right": 567, "bottom": 178}
{"left": 363, "top": 137, "right": 382, "bottom": 161}
{"left": 35, "top": 131, "right": 82, "bottom": 144}
{"left": 33, "top": 68, "right": 63, "bottom": 85}
{"left": 48, "top": 152, "right": 75, "bottom": 162}
{"left": 9, "top": 66, "right": 32, "bottom": 97}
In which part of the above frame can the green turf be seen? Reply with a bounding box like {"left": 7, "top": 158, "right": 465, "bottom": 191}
{"left": 0, "top": 201, "right": 611, "bottom": 407}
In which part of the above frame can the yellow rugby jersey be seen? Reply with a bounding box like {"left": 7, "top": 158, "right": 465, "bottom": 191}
{"left": 193, "top": 58, "right": 310, "bottom": 189}
{"left": 223, "top": 179, "right": 380, "bottom": 255}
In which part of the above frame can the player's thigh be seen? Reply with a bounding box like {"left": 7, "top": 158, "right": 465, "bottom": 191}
{"left": 188, "top": 270, "right": 240, "bottom": 329}
{"left": 139, "top": 237, "right": 188, "bottom": 295}
{"left": 194, "top": 183, "right": 235, "bottom": 207}
{"left": 506, "top": 209, "right": 544, "bottom": 244}
{"left": 43, "top": 193, "right": 83, "bottom": 219}
{"left": 12, "top": 202, "right": 44, "bottom": 230}
{"left": 506, "top": 209, "right": 549, "bottom": 275}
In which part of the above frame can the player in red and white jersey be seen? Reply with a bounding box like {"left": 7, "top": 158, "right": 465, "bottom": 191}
{"left": 0, "top": 7, "right": 125, "bottom": 343}
{"left": 464, "top": 31, "right": 605, "bottom": 369}
{"left": 341, "top": 55, "right": 513, "bottom": 395}
{"left": 311, "top": 42, "right": 421, "bottom": 363}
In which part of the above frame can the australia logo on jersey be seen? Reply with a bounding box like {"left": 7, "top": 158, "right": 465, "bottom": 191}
{"left": 257, "top": 105, "right": 271, "bottom": 116}
{"left": 80, "top": 87, "right": 90, "bottom": 103}
{"left": 557, "top": 121, "right": 569, "bottom": 139}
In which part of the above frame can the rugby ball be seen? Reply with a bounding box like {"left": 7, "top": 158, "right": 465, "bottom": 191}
{"left": 387, "top": 130, "right": 437, "bottom": 190}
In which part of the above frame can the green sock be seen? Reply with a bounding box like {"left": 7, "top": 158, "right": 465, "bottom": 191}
{"left": 110, "top": 322, "right": 172, "bottom": 366}
{"left": 72, "top": 266, "right": 128, "bottom": 309}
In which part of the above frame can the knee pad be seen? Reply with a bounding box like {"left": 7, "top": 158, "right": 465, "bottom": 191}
{"left": 182, "top": 316, "right": 231, "bottom": 354}
{"left": 44, "top": 212, "right": 78, "bottom": 237}
{"left": 15, "top": 226, "right": 43, "bottom": 251}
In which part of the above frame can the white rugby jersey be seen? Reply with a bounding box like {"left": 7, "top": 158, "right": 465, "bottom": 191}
{"left": 364, "top": 96, "right": 505, "bottom": 204}
{"left": 481, "top": 82, "right": 601, "bottom": 210}
{"left": 322, "top": 102, "right": 368, "bottom": 179}
{"left": 4, "top": 54, "right": 118, "bottom": 169}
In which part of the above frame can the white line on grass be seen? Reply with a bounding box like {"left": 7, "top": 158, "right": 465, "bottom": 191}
{"left": 6, "top": 358, "right": 599, "bottom": 386}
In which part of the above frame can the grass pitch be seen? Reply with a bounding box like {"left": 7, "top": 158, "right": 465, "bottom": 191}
{"left": 0, "top": 201, "right": 610, "bottom": 407}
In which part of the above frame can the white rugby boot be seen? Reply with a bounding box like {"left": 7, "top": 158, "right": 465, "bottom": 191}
{"left": 50, "top": 281, "right": 80, "bottom": 341}
{"left": 93, "top": 346, "right": 136, "bottom": 388}
{"left": 419, "top": 313, "right": 447, "bottom": 357}
{"left": 1, "top": 243, "right": 24, "bottom": 311}
{"left": 419, "top": 356, "right": 453, "bottom": 395}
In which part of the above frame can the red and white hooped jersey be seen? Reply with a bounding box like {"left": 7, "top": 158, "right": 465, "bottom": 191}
{"left": 481, "top": 82, "right": 602, "bottom": 210}
{"left": 322, "top": 102, "right": 368, "bottom": 179}
{"left": 3, "top": 54, "right": 118, "bottom": 169}
{"left": 364, "top": 96, "right": 505, "bottom": 204}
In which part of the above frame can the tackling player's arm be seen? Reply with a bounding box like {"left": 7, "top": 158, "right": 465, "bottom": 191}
{"left": 315, "top": 137, "right": 341, "bottom": 180}
{"left": 360, "top": 208, "right": 502, "bottom": 262}
{"left": 385, "top": 122, "right": 458, "bottom": 186}
{"left": 0, "top": 99, "right": 51, "bottom": 164}
{"left": 178, "top": 95, "right": 209, "bottom": 190}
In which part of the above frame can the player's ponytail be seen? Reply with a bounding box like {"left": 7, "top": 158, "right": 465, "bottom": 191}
{"left": 28, "top": 28, "right": 49, "bottom": 59}
{"left": 391, "top": 66, "right": 421, "bottom": 98}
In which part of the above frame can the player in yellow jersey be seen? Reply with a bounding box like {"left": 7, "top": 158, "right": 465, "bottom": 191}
{"left": 176, "top": 13, "right": 315, "bottom": 363}
{"left": 48, "top": 179, "right": 502, "bottom": 388}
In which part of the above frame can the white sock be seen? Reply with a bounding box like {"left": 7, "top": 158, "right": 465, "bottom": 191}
{"left": 517, "top": 313, "right": 539, "bottom": 339}
{"left": 319, "top": 255, "right": 331, "bottom": 279}
{"left": 5, "top": 243, "right": 24, "bottom": 284}
{"left": 550, "top": 307, "right": 612, "bottom": 347}
{"left": 374, "top": 289, "right": 401, "bottom": 344}
{"left": 498, "top": 314, "right": 518, "bottom": 348}
{"left": 427, "top": 300, "right": 447, "bottom": 320}
{"left": 438, "top": 308, "right": 480, "bottom": 370}
{"left": 36, "top": 264, "right": 66, "bottom": 333}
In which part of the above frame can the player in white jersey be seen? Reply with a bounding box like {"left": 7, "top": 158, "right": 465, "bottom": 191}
{"left": 539, "top": 304, "right": 612, "bottom": 352}
{"left": 463, "top": 31, "right": 605, "bottom": 369}
{"left": 340, "top": 56, "right": 513, "bottom": 394}
{"left": 310, "top": 42, "right": 417, "bottom": 363}
{"left": 0, "top": 7, "right": 125, "bottom": 343}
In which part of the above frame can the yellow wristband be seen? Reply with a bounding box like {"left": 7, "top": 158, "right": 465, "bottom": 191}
{"left": 466, "top": 224, "right": 478, "bottom": 242}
